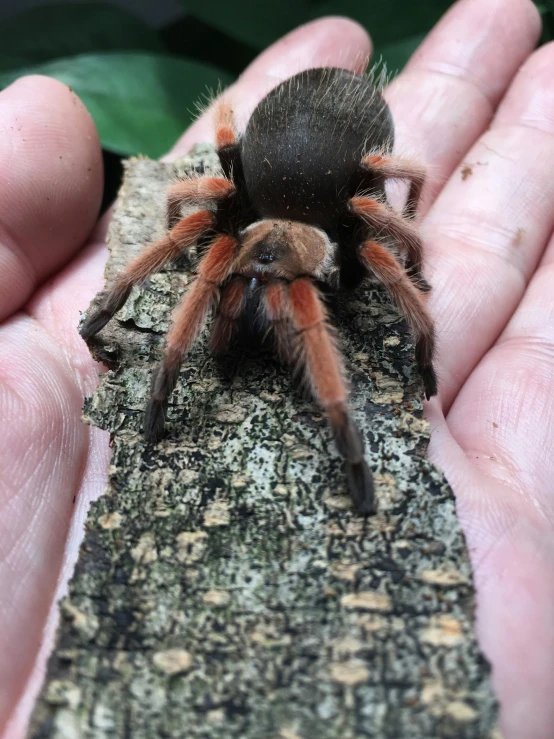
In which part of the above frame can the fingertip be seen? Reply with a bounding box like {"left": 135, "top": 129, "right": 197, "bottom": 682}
{"left": 520, "top": 0, "right": 543, "bottom": 40}
{"left": 3, "top": 74, "right": 101, "bottom": 164}
{"left": 0, "top": 74, "right": 103, "bottom": 320}
{"left": 494, "top": 39, "right": 554, "bottom": 134}
{"left": 7, "top": 73, "right": 81, "bottom": 104}
{"left": 238, "top": 16, "right": 372, "bottom": 82}
{"left": 401, "top": 0, "right": 542, "bottom": 108}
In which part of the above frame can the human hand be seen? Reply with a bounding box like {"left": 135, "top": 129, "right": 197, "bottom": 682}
{"left": 1, "top": 2, "right": 551, "bottom": 737}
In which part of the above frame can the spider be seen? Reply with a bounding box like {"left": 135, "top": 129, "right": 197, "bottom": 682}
{"left": 81, "top": 67, "right": 437, "bottom": 515}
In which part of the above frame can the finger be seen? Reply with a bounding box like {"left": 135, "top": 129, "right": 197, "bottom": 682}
{"left": 428, "top": 230, "right": 554, "bottom": 737}
{"left": 169, "top": 16, "right": 371, "bottom": 156}
{"left": 423, "top": 41, "right": 554, "bottom": 409}
{"left": 385, "top": 0, "right": 540, "bottom": 214}
{"left": 0, "top": 75, "right": 103, "bottom": 322}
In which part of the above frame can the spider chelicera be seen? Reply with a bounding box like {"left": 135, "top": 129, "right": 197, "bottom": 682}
{"left": 81, "top": 67, "right": 437, "bottom": 515}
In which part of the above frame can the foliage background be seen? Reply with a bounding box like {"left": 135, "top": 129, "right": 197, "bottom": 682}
{"left": 0, "top": 0, "right": 551, "bottom": 202}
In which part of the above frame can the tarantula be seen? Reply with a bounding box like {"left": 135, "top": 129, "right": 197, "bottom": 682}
{"left": 81, "top": 67, "right": 437, "bottom": 515}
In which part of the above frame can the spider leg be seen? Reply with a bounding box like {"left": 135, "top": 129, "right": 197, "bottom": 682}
{"left": 361, "top": 154, "right": 425, "bottom": 220}
{"left": 80, "top": 210, "right": 215, "bottom": 340}
{"left": 167, "top": 177, "right": 235, "bottom": 228}
{"left": 262, "top": 280, "right": 296, "bottom": 364}
{"left": 144, "top": 233, "right": 239, "bottom": 442}
{"left": 360, "top": 239, "right": 437, "bottom": 399}
{"left": 212, "top": 101, "right": 247, "bottom": 193}
{"left": 214, "top": 101, "right": 237, "bottom": 149}
{"left": 349, "top": 195, "right": 424, "bottom": 279}
{"left": 286, "top": 278, "right": 374, "bottom": 514}
{"left": 209, "top": 277, "right": 246, "bottom": 353}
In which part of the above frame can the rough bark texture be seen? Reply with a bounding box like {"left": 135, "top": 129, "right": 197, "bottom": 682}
{"left": 28, "top": 146, "right": 498, "bottom": 739}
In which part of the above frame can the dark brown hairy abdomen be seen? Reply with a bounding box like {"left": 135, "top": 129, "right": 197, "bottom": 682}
{"left": 240, "top": 67, "right": 394, "bottom": 234}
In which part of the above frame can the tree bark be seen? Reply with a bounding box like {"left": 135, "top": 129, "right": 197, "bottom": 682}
{"left": 28, "top": 146, "right": 498, "bottom": 739}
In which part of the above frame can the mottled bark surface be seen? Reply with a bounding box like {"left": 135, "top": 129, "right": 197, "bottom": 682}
{"left": 28, "top": 146, "right": 498, "bottom": 739}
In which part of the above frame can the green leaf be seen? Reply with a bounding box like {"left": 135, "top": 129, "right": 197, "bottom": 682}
{"left": 0, "top": 53, "right": 234, "bottom": 158}
{"left": 0, "top": 3, "right": 164, "bottom": 72}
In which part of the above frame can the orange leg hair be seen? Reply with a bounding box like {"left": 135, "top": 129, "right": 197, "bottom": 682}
{"left": 144, "top": 233, "right": 239, "bottom": 442}
{"left": 209, "top": 277, "right": 246, "bottom": 353}
{"left": 287, "top": 278, "right": 374, "bottom": 514}
{"left": 167, "top": 177, "right": 235, "bottom": 228}
{"left": 262, "top": 280, "right": 295, "bottom": 364}
{"left": 359, "top": 239, "right": 437, "bottom": 399}
{"left": 349, "top": 195, "right": 424, "bottom": 277}
{"left": 214, "top": 100, "right": 238, "bottom": 149}
{"left": 361, "top": 154, "right": 426, "bottom": 219}
{"left": 80, "top": 210, "right": 215, "bottom": 340}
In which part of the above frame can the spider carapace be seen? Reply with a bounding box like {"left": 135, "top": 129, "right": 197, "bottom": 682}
{"left": 81, "top": 67, "right": 437, "bottom": 514}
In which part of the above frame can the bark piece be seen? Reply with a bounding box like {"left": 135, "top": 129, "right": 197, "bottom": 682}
{"left": 28, "top": 146, "right": 498, "bottom": 739}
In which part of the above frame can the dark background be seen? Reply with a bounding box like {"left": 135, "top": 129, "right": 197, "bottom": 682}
{"left": 0, "top": 0, "right": 551, "bottom": 207}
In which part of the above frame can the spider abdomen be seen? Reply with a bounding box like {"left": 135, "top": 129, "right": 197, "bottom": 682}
{"left": 240, "top": 68, "right": 394, "bottom": 234}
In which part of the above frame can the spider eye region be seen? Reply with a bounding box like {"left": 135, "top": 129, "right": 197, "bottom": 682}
{"left": 256, "top": 251, "right": 277, "bottom": 264}
{"left": 253, "top": 231, "right": 291, "bottom": 265}
{"left": 237, "top": 219, "right": 332, "bottom": 280}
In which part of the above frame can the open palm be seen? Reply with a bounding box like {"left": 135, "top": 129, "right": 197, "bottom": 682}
{"left": 2, "top": 2, "right": 552, "bottom": 737}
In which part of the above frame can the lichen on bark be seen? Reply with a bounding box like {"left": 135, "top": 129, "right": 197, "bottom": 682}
{"left": 28, "top": 146, "right": 498, "bottom": 739}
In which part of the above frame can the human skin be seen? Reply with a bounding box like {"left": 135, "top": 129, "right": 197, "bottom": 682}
{"left": 1, "top": 1, "right": 552, "bottom": 736}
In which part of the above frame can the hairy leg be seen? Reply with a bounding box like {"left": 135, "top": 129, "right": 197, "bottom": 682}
{"left": 214, "top": 101, "right": 237, "bottom": 149}
{"left": 360, "top": 239, "right": 437, "bottom": 399}
{"left": 213, "top": 101, "right": 247, "bottom": 193}
{"left": 261, "top": 280, "right": 296, "bottom": 363}
{"left": 144, "top": 233, "right": 239, "bottom": 441}
{"left": 166, "top": 177, "right": 235, "bottom": 228}
{"left": 349, "top": 195, "right": 424, "bottom": 277}
{"left": 80, "top": 210, "right": 215, "bottom": 340}
{"left": 287, "top": 277, "right": 374, "bottom": 513}
{"left": 209, "top": 277, "right": 246, "bottom": 353}
{"left": 361, "top": 154, "right": 426, "bottom": 219}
